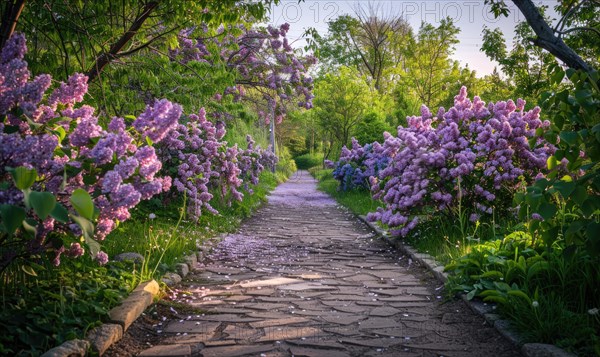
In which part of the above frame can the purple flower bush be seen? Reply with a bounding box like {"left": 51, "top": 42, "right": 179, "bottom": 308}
{"left": 332, "top": 138, "right": 389, "bottom": 191}
{"left": 337, "top": 87, "right": 554, "bottom": 237}
{"left": 0, "top": 34, "right": 177, "bottom": 269}
{"left": 0, "top": 33, "right": 277, "bottom": 269}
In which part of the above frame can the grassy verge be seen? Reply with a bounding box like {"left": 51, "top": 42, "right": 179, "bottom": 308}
{"left": 0, "top": 170, "right": 286, "bottom": 356}
{"left": 310, "top": 167, "right": 380, "bottom": 216}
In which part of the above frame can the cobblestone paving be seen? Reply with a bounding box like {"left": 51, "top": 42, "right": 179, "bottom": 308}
{"left": 122, "top": 171, "right": 521, "bottom": 357}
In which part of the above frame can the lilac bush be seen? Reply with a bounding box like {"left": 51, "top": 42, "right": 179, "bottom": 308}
{"left": 364, "top": 87, "right": 555, "bottom": 237}
{"left": 332, "top": 138, "right": 389, "bottom": 191}
{"left": 0, "top": 34, "right": 177, "bottom": 269}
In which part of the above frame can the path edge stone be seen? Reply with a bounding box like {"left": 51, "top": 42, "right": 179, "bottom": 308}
{"left": 356, "top": 214, "right": 574, "bottom": 357}
{"left": 41, "top": 280, "right": 159, "bottom": 356}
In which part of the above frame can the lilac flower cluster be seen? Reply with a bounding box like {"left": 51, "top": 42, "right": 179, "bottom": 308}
{"left": 0, "top": 34, "right": 174, "bottom": 264}
{"left": 159, "top": 109, "right": 275, "bottom": 220}
{"left": 332, "top": 138, "right": 389, "bottom": 191}
{"left": 333, "top": 87, "right": 554, "bottom": 237}
{"left": 170, "top": 23, "right": 316, "bottom": 121}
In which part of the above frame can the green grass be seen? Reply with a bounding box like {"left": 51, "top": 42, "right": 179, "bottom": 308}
{"left": 294, "top": 153, "right": 324, "bottom": 170}
{"left": 310, "top": 168, "right": 380, "bottom": 216}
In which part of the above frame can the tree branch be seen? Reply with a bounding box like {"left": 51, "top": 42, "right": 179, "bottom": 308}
{"left": 86, "top": 1, "right": 158, "bottom": 82}
{"left": 511, "top": 0, "right": 593, "bottom": 72}
{"left": 0, "top": 0, "right": 25, "bottom": 49}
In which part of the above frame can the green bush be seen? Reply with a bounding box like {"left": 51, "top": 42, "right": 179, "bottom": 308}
{"left": 294, "top": 153, "right": 324, "bottom": 170}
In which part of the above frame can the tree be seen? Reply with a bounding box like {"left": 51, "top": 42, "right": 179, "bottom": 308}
{"left": 403, "top": 18, "right": 460, "bottom": 108}
{"left": 3, "top": 0, "right": 279, "bottom": 82}
{"left": 307, "top": 5, "right": 412, "bottom": 92}
{"left": 313, "top": 67, "right": 371, "bottom": 160}
{"left": 482, "top": 12, "right": 560, "bottom": 101}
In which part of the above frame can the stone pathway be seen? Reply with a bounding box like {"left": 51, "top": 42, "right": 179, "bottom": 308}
{"left": 111, "top": 171, "right": 521, "bottom": 357}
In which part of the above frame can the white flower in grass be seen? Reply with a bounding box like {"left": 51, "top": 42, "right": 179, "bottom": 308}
{"left": 589, "top": 308, "right": 599, "bottom": 316}
{"left": 532, "top": 301, "right": 539, "bottom": 308}
{"left": 149, "top": 213, "right": 157, "bottom": 219}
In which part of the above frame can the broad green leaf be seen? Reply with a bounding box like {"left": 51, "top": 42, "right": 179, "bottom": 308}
{"left": 9, "top": 166, "right": 38, "bottom": 190}
{"left": 586, "top": 222, "right": 600, "bottom": 256}
{"left": 0, "top": 204, "right": 26, "bottom": 235}
{"left": 70, "top": 189, "right": 94, "bottom": 220}
{"left": 559, "top": 131, "right": 579, "bottom": 146}
{"left": 29, "top": 191, "right": 56, "bottom": 220}
{"left": 554, "top": 181, "right": 575, "bottom": 199}
{"left": 22, "top": 218, "right": 38, "bottom": 237}
{"left": 546, "top": 156, "right": 558, "bottom": 170}
{"left": 50, "top": 203, "right": 69, "bottom": 223}
{"left": 538, "top": 202, "right": 557, "bottom": 220}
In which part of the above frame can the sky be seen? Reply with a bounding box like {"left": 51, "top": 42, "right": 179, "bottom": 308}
{"left": 267, "top": 0, "right": 560, "bottom": 77}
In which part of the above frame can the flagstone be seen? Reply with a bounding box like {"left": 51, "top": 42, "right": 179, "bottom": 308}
{"left": 200, "top": 344, "right": 275, "bottom": 357}
{"left": 358, "top": 317, "right": 399, "bottom": 329}
{"left": 288, "top": 346, "right": 351, "bottom": 357}
{"left": 369, "top": 306, "right": 402, "bottom": 317}
{"left": 240, "top": 277, "right": 302, "bottom": 288}
{"left": 249, "top": 316, "right": 310, "bottom": 328}
{"left": 164, "top": 321, "right": 221, "bottom": 334}
{"left": 258, "top": 326, "right": 324, "bottom": 342}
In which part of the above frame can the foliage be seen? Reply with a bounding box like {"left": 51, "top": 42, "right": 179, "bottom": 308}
{"left": 170, "top": 22, "right": 316, "bottom": 122}
{"left": 313, "top": 66, "right": 372, "bottom": 159}
{"left": 293, "top": 153, "right": 323, "bottom": 170}
{"left": 402, "top": 18, "right": 460, "bottom": 108}
{"left": 353, "top": 112, "right": 390, "bottom": 146}
{"left": 481, "top": 16, "right": 559, "bottom": 102}
{"left": 0, "top": 34, "right": 173, "bottom": 272}
{"left": 0, "top": 259, "right": 132, "bottom": 356}
{"left": 0, "top": 33, "right": 278, "bottom": 275}
{"left": 515, "top": 67, "right": 600, "bottom": 256}
{"left": 445, "top": 231, "right": 600, "bottom": 355}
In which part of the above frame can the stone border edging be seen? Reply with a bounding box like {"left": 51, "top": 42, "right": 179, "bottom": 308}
{"left": 356, "top": 215, "right": 575, "bottom": 357}
{"left": 41, "top": 280, "right": 160, "bottom": 357}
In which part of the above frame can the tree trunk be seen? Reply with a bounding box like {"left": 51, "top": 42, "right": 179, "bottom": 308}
{"left": 0, "top": 0, "right": 26, "bottom": 49}
{"left": 86, "top": 1, "right": 158, "bottom": 82}
{"left": 511, "top": 0, "right": 593, "bottom": 72}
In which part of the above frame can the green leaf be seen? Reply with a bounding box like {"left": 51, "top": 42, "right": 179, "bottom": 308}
{"left": 50, "top": 203, "right": 69, "bottom": 223}
{"left": 8, "top": 166, "right": 38, "bottom": 190}
{"left": 0, "top": 204, "right": 26, "bottom": 235}
{"left": 559, "top": 131, "right": 579, "bottom": 146}
{"left": 29, "top": 191, "right": 56, "bottom": 220}
{"left": 70, "top": 214, "right": 100, "bottom": 257}
{"left": 145, "top": 136, "right": 154, "bottom": 146}
{"left": 538, "top": 202, "right": 557, "bottom": 220}
{"left": 22, "top": 218, "right": 38, "bottom": 237}
{"left": 466, "top": 289, "right": 477, "bottom": 300}
{"left": 546, "top": 156, "right": 558, "bottom": 170}
{"left": 586, "top": 222, "right": 600, "bottom": 256}
{"left": 21, "top": 265, "right": 37, "bottom": 277}
{"left": 70, "top": 189, "right": 94, "bottom": 220}
{"left": 554, "top": 181, "right": 575, "bottom": 199}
